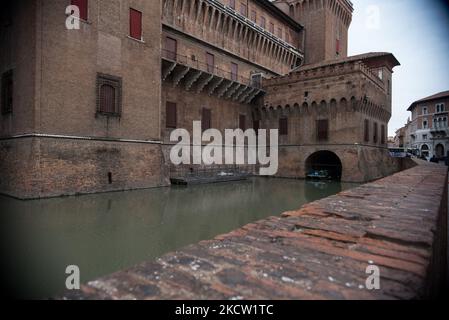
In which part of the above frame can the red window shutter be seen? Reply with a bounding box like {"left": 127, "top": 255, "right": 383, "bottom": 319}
{"left": 166, "top": 102, "right": 177, "bottom": 128}
{"left": 71, "top": 0, "right": 88, "bottom": 20}
{"left": 279, "top": 118, "right": 288, "bottom": 136}
{"left": 100, "top": 84, "right": 116, "bottom": 114}
{"left": 130, "top": 8, "right": 142, "bottom": 40}
{"left": 202, "top": 108, "right": 211, "bottom": 131}
{"left": 239, "top": 114, "right": 246, "bottom": 131}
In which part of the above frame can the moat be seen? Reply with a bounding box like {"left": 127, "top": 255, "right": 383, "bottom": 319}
{"left": 0, "top": 178, "right": 358, "bottom": 299}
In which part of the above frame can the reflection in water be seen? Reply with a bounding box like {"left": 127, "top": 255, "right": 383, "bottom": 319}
{"left": 0, "top": 178, "right": 358, "bottom": 299}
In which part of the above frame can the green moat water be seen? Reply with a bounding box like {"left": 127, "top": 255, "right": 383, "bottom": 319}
{"left": 0, "top": 178, "right": 358, "bottom": 299}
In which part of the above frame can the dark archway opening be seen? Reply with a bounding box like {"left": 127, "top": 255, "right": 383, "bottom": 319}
{"left": 305, "top": 151, "right": 343, "bottom": 181}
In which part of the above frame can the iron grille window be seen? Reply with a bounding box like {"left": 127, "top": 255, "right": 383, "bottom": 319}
{"left": 1, "top": 70, "right": 13, "bottom": 115}
{"left": 317, "top": 119, "right": 329, "bottom": 141}
{"left": 96, "top": 73, "right": 122, "bottom": 116}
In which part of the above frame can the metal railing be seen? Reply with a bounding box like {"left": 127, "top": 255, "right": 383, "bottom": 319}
{"left": 170, "top": 164, "right": 255, "bottom": 179}
{"left": 162, "top": 49, "right": 262, "bottom": 88}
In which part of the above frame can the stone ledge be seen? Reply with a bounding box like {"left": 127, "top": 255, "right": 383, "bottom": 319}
{"left": 61, "top": 161, "right": 448, "bottom": 300}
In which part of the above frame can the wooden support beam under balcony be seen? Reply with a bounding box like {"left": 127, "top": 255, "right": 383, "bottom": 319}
{"left": 196, "top": 74, "right": 214, "bottom": 94}
{"left": 162, "top": 50, "right": 265, "bottom": 103}
{"left": 185, "top": 70, "right": 202, "bottom": 91}
{"left": 173, "top": 66, "right": 191, "bottom": 87}
{"left": 233, "top": 85, "right": 250, "bottom": 101}
{"left": 162, "top": 61, "right": 177, "bottom": 81}
{"left": 208, "top": 77, "right": 224, "bottom": 96}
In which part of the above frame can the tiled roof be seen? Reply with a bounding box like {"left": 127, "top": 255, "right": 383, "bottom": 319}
{"left": 293, "top": 52, "right": 400, "bottom": 73}
{"left": 407, "top": 90, "right": 449, "bottom": 111}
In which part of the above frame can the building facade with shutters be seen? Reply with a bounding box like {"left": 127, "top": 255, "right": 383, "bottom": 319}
{"left": 406, "top": 91, "right": 449, "bottom": 160}
{"left": 1, "top": 0, "right": 400, "bottom": 199}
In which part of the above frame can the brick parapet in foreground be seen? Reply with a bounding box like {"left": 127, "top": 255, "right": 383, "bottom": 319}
{"left": 62, "top": 161, "right": 448, "bottom": 300}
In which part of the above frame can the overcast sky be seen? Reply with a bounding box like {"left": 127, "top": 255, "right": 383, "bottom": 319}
{"left": 348, "top": 0, "right": 449, "bottom": 136}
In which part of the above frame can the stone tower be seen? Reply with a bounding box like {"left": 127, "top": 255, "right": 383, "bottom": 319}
{"left": 273, "top": 0, "right": 353, "bottom": 64}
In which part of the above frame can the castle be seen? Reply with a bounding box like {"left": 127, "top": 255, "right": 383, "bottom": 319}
{"left": 0, "top": 0, "right": 401, "bottom": 199}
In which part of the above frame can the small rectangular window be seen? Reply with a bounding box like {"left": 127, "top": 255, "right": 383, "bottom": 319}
{"left": 231, "top": 62, "right": 238, "bottom": 81}
{"left": 202, "top": 108, "right": 211, "bottom": 131}
{"left": 166, "top": 102, "right": 177, "bottom": 129}
{"left": 336, "top": 39, "right": 340, "bottom": 55}
{"left": 239, "top": 114, "right": 246, "bottom": 131}
{"left": 260, "top": 17, "right": 266, "bottom": 29}
{"left": 130, "top": 8, "right": 142, "bottom": 40}
{"left": 96, "top": 73, "right": 122, "bottom": 116}
{"left": 253, "top": 120, "right": 260, "bottom": 134}
{"left": 279, "top": 118, "right": 288, "bottom": 136}
{"left": 164, "top": 37, "right": 177, "bottom": 61}
{"left": 206, "top": 52, "right": 215, "bottom": 73}
{"left": 278, "top": 28, "right": 283, "bottom": 39}
{"left": 436, "top": 103, "right": 445, "bottom": 113}
{"left": 251, "top": 10, "right": 256, "bottom": 22}
{"left": 269, "top": 22, "right": 274, "bottom": 34}
{"left": 240, "top": 3, "right": 247, "bottom": 16}
{"left": 229, "top": 0, "right": 235, "bottom": 9}
{"left": 381, "top": 125, "right": 386, "bottom": 145}
{"left": 1, "top": 70, "right": 13, "bottom": 115}
{"left": 364, "top": 119, "right": 370, "bottom": 142}
{"left": 71, "top": 0, "right": 88, "bottom": 21}
{"left": 373, "top": 122, "right": 378, "bottom": 143}
{"left": 317, "top": 119, "right": 329, "bottom": 141}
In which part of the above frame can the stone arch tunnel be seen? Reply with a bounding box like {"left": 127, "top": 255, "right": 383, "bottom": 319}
{"left": 305, "top": 150, "right": 343, "bottom": 181}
